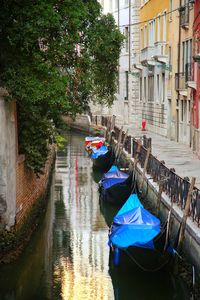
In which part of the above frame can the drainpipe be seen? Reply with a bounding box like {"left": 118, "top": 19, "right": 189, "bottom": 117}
{"left": 177, "top": 0, "right": 182, "bottom": 142}
{"left": 129, "top": 0, "right": 131, "bottom": 72}
{"left": 118, "top": 0, "right": 120, "bottom": 27}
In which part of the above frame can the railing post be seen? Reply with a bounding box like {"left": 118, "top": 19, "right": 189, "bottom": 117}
{"left": 156, "top": 177, "right": 164, "bottom": 214}
{"left": 140, "top": 147, "right": 151, "bottom": 190}
{"left": 177, "top": 177, "right": 196, "bottom": 253}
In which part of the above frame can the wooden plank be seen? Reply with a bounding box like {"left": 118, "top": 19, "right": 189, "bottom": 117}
{"left": 140, "top": 147, "right": 151, "bottom": 190}
{"left": 108, "top": 115, "right": 116, "bottom": 143}
{"left": 117, "top": 129, "right": 128, "bottom": 162}
{"left": 156, "top": 177, "right": 164, "bottom": 214}
{"left": 115, "top": 126, "right": 123, "bottom": 157}
{"left": 133, "top": 141, "right": 141, "bottom": 171}
{"left": 177, "top": 177, "right": 196, "bottom": 252}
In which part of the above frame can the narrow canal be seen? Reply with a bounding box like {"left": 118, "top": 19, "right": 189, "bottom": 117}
{"left": 0, "top": 132, "right": 191, "bottom": 300}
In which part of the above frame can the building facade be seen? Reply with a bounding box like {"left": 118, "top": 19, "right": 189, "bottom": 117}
{"left": 192, "top": 0, "right": 200, "bottom": 156}
{"left": 92, "top": 1, "right": 199, "bottom": 156}
{"left": 91, "top": 0, "right": 140, "bottom": 127}
{"left": 135, "top": 0, "right": 170, "bottom": 136}
{"left": 171, "top": 1, "right": 194, "bottom": 145}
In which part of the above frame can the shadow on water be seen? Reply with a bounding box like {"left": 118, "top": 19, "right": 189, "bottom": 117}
{"left": 109, "top": 265, "right": 190, "bottom": 300}
{"left": 0, "top": 131, "right": 191, "bottom": 300}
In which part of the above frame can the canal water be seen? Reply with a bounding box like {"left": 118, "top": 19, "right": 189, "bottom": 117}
{"left": 0, "top": 132, "right": 191, "bottom": 300}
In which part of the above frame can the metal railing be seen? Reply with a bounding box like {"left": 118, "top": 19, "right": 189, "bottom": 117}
{"left": 185, "top": 62, "right": 193, "bottom": 82}
{"left": 91, "top": 114, "right": 200, "bottom": 226}
{"left": 175, "top": 72, "right": 186, "bottom": 90}
{"left": 180, "top": 4, "right": 189, "bottom": 27}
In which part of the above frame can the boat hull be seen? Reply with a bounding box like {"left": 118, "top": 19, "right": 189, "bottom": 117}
{"left": 109, "top": 224, "right": 173, "bottom": 272}
{"left": 92, "top": 148, "right": 115, "bottom": 172}
{"left": 99, "top": 173, "right": 138, "bottom": 206}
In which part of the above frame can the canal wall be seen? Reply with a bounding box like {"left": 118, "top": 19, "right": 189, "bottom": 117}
{"left": 65, "top": 115, "right": 200, "bottom": 279}
{"left": 120, "top": 149, "right": 200, "bottom": 273}
{"left": 16, "top": 149, "right": 55, "bottom": 225}
{"left": 0, "top": 95, "right": 55, "bottom": 263}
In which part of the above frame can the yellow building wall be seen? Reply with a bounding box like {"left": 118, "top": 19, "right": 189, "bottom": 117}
{"left": 168, "top": 0, "right": 194, "bottom": 141}
{"left": 140, "top": 0, "right": 169, "bottom": 50}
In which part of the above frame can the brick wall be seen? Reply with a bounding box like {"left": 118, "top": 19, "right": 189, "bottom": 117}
{"left": 16, "top": 148, "right": 55, "bottom": 225}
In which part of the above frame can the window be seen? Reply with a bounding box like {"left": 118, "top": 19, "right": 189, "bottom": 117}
{"left": 157, "top": 16, "right": 160, "bottom": 42}
{"left": 153, "top": 20, "right": 156, "bottom": 45}
{"left": 141, "top": 28, "right": 143, "bottom": 49}
{"left": 188, "top": 100, "right": 191, "bottom": 124}
{"left": 125, "top": 71, "right": 129, "bottom": 100}
{"left": 169, "top": 46, "right": 172, "bottom": 70}
{"left": 182, "top": 41, "right": 185, "bottom": 73}
{"left": 169, "top": 0, "right": 172, "bottom": 20}
{"left": 124, "top": 27, "right": 129, "bottom": 53}
{"left": 182, "top": 39, "right": 193, "bottom": 73}
{"left": 148, "top": 76, "right": 154, "bottom": 102}
{"left": 144, "top": 77, "right": 147, "bottom": 101}
{"left": 181, "top": 100, "right": 184, "bottom": 122}
{"left": 109, "top": 0, "right": 112, "bottom": 12}
{"left": 149, "top": 21, "right": 155, "bottom": 47}
{"left": 140, "top": 77, "right": 142, "bottom": 102}
{"left": 163, "top": 12, "right": 167, "bottom": 42}
{"left": 162, "top": 73, "right": 165, "bottom": 102}
{"left": 124, "top": 0, "right": 129, "bottom": 6}
{"left": 144, "top": 26, "right": 147, "bottom": 48}
{"left": 115, "top": 0, "right": 118, "bottom": 10}
{"left": 157, "top": 74, "right": 160, "bottom": 101}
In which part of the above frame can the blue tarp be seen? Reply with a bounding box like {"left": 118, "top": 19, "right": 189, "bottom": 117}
{"left": 101, "top": 170, "right": 128, "bottom": 181}
{"left": 109, "top": 194, "right": 161, "bottom": 249}
{"left": 101, "top": 177, "right": 129, "bottom": 189}
{"left": 91, "top": 145, "right": 108, "bottom": 159}
{"left": 115, "top": 194, "right": 143, "bottom": 217}
{"left": 107, "top": 165, "right": 119, "bottom": 173}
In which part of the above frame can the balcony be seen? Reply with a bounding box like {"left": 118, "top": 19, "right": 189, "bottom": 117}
{"left": 140, "top": 46, "right": 156, "bottom": 66}
{"left": 185, "top": 62, "right": 192, "bottom": 82}
{"left": 153, "top": 41, "right": 168, "bottom": 64}
{"left": 132, "top": 53, "right": 143, "bottom": 70}
{"left": 180, "top": 5, "right": 189, "bottom": 29}
{"left": 175, "top": 73, "right": 186, "bottom": 94}
{"left": 185, "top": 62, "right": 196, "bottom": 90}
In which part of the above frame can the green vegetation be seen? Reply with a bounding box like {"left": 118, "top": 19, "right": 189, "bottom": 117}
{"left": 0, "top": 0, "right": 124, "bottom": 174}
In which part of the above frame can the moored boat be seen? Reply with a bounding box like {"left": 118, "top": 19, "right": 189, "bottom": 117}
{"left": 85, "top": 136, "right": 105, "bottom": 154}
{"left": 99, "top": 170, "right": 138, "bottom": 206}
{"left": 108, "top": 193, "right": 173, "bottom": 272}
{"left": 91, "top": 145, "right": 115, "bottom": 172}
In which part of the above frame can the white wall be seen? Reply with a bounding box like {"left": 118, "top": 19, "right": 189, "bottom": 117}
{"left": 0, "top": 98, "right": 16, "bottom": 229}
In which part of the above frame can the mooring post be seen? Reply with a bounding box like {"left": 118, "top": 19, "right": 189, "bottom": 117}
{"left": 140, "top": 147, "right": 151, "bottom": 190}
{"left": 115, "top": 126, "right": 123, "bottom": 158}
{"left": 117, "top": 129, "right": 128, "bottom": 162}
{"left": 108, "top": 115, "right": 116, "bottom": 144}
{"left": 177, "top": 177, "right": 196, "bottom": 253}
{"left": 133, "top": 141, "right": 141, "bottom": 171}
{"left": 105, "top": 116, "right": 111, "bottom": 140}
{"left": 156, "top": 176, "right": 164, "bottom": 215}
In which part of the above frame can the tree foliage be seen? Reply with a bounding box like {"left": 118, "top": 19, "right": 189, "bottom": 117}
{"left": 0, "top": 0, "right": 124, "bottom": 174}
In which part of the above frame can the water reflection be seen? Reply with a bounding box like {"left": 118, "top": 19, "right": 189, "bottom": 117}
{"left": 52, "top": 133, "right": 113, "bottom": 300}
{"left": 0, "top": 132, "right": 190, "bottom": 300}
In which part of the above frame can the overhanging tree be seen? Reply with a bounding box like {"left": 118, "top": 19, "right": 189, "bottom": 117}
{"left": 0, "top": 0, "right": 124, "bottom": 174}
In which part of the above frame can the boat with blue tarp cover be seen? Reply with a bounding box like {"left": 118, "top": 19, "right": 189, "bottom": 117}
{"left": 108, "top": 193, "right": 173, "bottom": 272}
{"left": 99, "top": 167, "right": 138, "bottom": 206}
{"left": 91, "top": 145, "right": 115, "bottom": 172}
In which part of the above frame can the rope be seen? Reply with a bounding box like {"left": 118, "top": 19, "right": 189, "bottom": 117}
{"left": 124, "top": 248, "right": 171, "bottom": 273}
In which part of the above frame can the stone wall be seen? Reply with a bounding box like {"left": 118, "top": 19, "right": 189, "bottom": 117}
{"left": 16, "top": 149, "right": 55, "bottom": 225}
